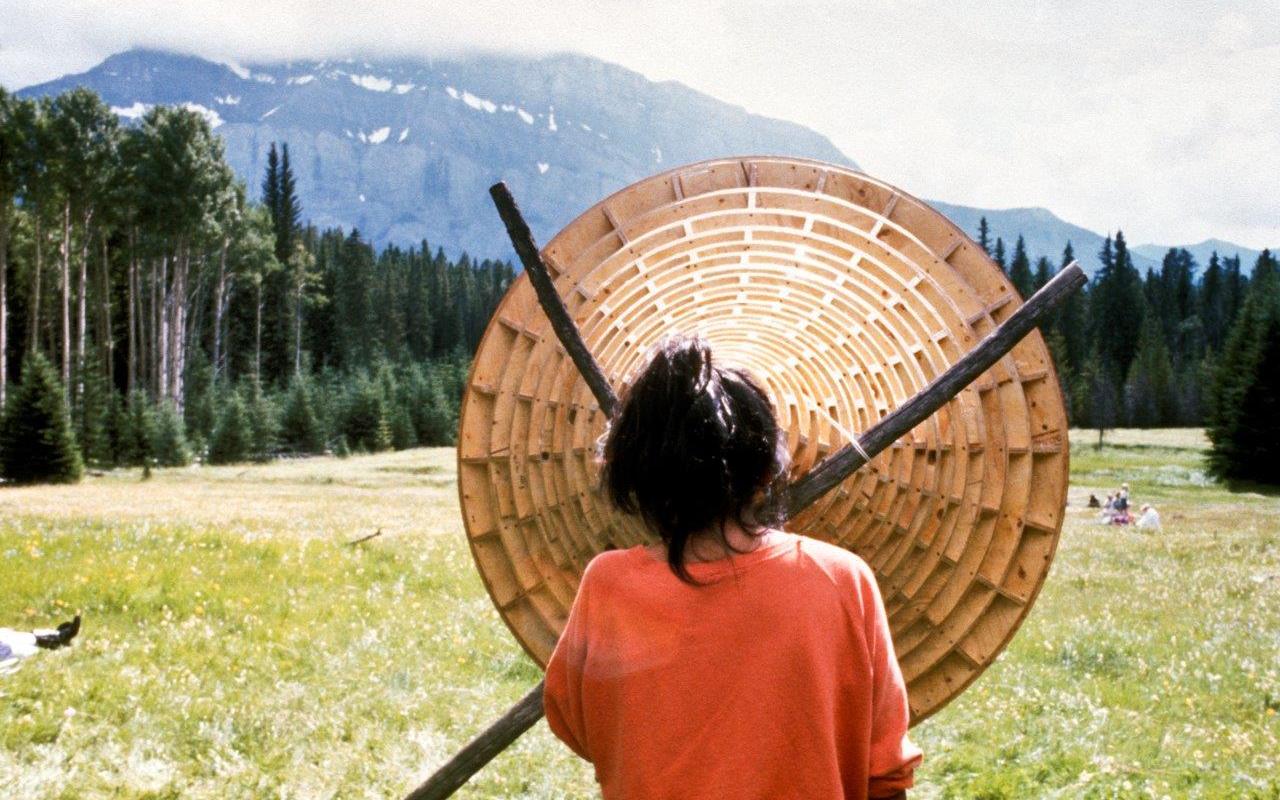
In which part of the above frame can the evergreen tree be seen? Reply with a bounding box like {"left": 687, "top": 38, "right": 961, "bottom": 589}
{"left": 1200, "top": 251, "right": 1226, "bottom": 352}
{"left": 1081, "top": 353, "right": 1120, "bottom": 449}
{"left": 1032, "top": 256, "right": 1052, "bottom": 292}
{"left": 120, "top": 391, "right": 155, "bottom": 467}
{"left": 261, "top": 142, "right": 280, "bottom": 233}
{"left": 279, "top": 377, "right": 326, "bottom": 454}
{"left": 977, "top": 217, "right": 991, "bottom": 256}
{"left": 275, "top": 143, "right": 301, "bottom": 263}
{"left": 992, "top": 237, "right": 1006, "bottom": 272}
{"left": 208, "top": 393, "right": 252, "bottom": 465}
{"left": 1123, "top": 312, "right": 1176, "bottom": 427}
{"left": 150, "top": 400, "right": 192, "bottom": 467}
{"left": 0, "top": 353, "right": 83, "bottom": 483}
{"left": 342, "top": 376, "right": 391, "bottom": 452}
{"left": 1218, "top": 312, "right": 1280, "bottom": 485}
{"left": 1207, "top": 266, "right": 1280, "bottom": 483}
{"left": 1090, "top": 232, "right": 1144, "bottom": 381}
{"left": 1008, "top": 235, "right": 1033, "bottom": 298}
{"left": 244, "top": 382, "right": 278, "bottom": 460}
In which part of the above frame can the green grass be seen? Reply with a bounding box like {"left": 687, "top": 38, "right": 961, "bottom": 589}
{"left": 2, "top": 434, "right": 1278, "bottom": 798}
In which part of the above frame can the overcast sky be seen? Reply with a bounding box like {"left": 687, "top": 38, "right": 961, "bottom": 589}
{"left": 2, "top": 0, "right": 1276, "bottom": 249}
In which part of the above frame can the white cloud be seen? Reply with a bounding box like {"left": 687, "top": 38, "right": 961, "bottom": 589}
{"left": 1, "top": 0, "right": 1276, "bottom": 248}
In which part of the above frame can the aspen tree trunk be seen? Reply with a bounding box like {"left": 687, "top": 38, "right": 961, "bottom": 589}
{"left": 294, "top": 267, "right": 303, "bottom": 376}
{"left": 126, "top": 230, "right": 136, "bottom": 395}
{"left": 28, "top": 216, "right": 42, "bottom": 356}
{"left": 75, "top": 209, "right": 92, "bottom": 400}
{"left": 172, "top": 241, "right": 187, "bottom": 414}
{"left": 254, "top": 278, "right": 263, "bottom": 382}
{"left": 0, "top": 210, "right": 8, "bottom": 409}
{"left": 60, "top": 200, "right": 71, "bottom": 393}
{"left": 212, "top": 238, "right": 229, "bottom": 386}
{"left": 156, "top": 255, "right": 167, "bottom": 399}
{"left": 99, "top": 232, "right": 112, "bottom": 383}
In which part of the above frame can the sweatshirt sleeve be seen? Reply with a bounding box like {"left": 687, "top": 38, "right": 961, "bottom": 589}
{"left": 543, "top": 563, "right": 595, "bottom": 762}
{"left": 856, "top": 559, "right": 923, "bottom": 797}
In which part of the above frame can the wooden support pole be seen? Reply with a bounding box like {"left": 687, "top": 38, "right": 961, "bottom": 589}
{"left": 402, "top": 683, "right": 546, "bottom": 800}
{"left": 785, "top": 261, "right": 1086, "bottom": 515}
{"left": 489, "top": 182, "right": 619, "bottom": 417}
{"left": 402, "top": 191, "right": 1085, "bottom": 800}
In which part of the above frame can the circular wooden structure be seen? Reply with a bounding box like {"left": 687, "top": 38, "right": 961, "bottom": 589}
{"left": 458, "top": 156, "right": 1069, "bottom": 724}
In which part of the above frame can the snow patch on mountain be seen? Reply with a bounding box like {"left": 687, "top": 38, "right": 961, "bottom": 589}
{"left": 223, "top": 61, "right": 251, "bottom": 80}
{"left": 462, "top": 91, "right": 497, "bottom": 113}
{"left": 350, "top": 74, "right": 392, "bottom": 92}
{"left": 517, "top": 108, "right": 534, "bottom": 125}
{"left": 367, "top": 126, "right": 391, "bottom": 144}
{"left": 261, "top": 106, "right": 279, "bottom": 119}
{"left": 398, "top": 128, "right": 409, "bottom": 142}
{"left": 537, "top": 162, "right": 550, "bottom": 174}
{"left": 548, "top": 108, "right": 558, "bottom": 131}
{"left": 445, "top": 86, "right": 459, "bottom": 99}
{"left": 215, "top": 94, "right": 240, "bottom": 105}
{"left": 288, "top": 75, "right": 315, "bottom": 86}
{"left": 253, "top": 74, "right": 275, "bottom": 84}
{"left": 393, "top": 83, "right": 415, "bottom": 94}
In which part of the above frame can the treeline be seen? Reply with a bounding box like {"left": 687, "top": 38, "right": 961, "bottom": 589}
{"left": 0, "top": 86, "right": 513, "bottom": 482}
{"left": 975, "top": 220, "right": 1275, "bottom": 431}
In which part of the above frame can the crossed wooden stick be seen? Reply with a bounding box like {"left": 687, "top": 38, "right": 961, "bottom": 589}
{"left": 402, "top": 183, "right": 1086, "bottom": 799}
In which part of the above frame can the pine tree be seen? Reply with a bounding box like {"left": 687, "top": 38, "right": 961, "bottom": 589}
{"left": 120, "top": 391, "right": 155, "bottom": 467}
{"left": 1207, "top": 266, "right": 1280, "bottom": 483}
{"left": 150, "top": 400, "right": 192, "bottom": 467}
{"left": 279, "top": 377, "right": 326, "bottom": 454}
{"left": 1033, "top": 256, "right": 1052, "bottom": 293}
{"left": 262, "top": 142, "right": 280, "bottom": 233}
{"left": 275, "top": 143, "right": 301, "bottom": 264}
{"left": 244, "top": 382, "right": 278, "bottom": 460}
{"left": 1091, "top": 232, "right": 1144, "bottom": 382}
{"left": 992, "top": 237, "right": 1006, "bottom": 272}
{"left": 1221, "top": 312, "right": 1280, "bottom": 485}
{"left": 342, "top": 376, "right": 391, "bottom": 452}
{"left": 208, "top": 393, "right": 252, "bottom": 465}
{"left": 1123, "top": 312, "right": 1176, "bottom": 427}
{"left": 1008, "top": 235, "right": 1033, "bottom": 298}
{"left": 977, "top": 217, "right": 991, "bottom": 256}
{"left": 0, "top": 352, "right": 83, "bottom": 483}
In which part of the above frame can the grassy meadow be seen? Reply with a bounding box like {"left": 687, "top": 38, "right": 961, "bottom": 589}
{"left": 1, "top": 431, "right": 1278, "bottom": 798}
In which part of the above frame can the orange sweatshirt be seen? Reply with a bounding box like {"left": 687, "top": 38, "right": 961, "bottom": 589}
{"left": 544, "top": 530, "right": 922, "bottom": 799}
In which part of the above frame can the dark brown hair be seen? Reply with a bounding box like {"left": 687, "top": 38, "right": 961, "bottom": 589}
{"left": 601, "top": 335, "right": 789, "bottom": 583}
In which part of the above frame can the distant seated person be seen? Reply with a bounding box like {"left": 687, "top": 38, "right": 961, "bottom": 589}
{"left": 1135, "top": 504, "right": 1161, "bottom": 531}
{"left": 1087, "top": 493, "right": 1101, "bottom": 509}
{"left": 1096, "top": 492, "right": 1116, "bottom": 524}
{"left": 0, "top": 615, "right": 80, "bottom": 674}
{"left": 1115, "top": 483, "right": 1130, "bottom": 513}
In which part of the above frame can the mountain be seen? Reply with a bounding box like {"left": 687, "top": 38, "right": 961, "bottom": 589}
{"left": 20, "top": 49, "right": 855, "bottom": 259}
{"left": 1132, "top": 239, "right": 1264, "bottom": 273}
{"left": 17, "top": 49, "right": 1266, "bottom": 275}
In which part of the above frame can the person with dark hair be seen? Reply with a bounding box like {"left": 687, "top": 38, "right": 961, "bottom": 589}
{"left": 543, "top": 335, "right": 921, "bottom": 799}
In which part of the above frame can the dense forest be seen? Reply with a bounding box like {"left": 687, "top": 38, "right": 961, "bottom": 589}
{"left": 1, "top": 86, "right": 1276, "bottom": 484}
{"left": 0, "top": 86, "right": 513, "bottom": 478}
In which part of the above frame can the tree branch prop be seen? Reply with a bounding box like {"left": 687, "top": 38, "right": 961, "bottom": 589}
{"left": 402, "top": 684, "right": 546, "bottom": 800}
{"left": 785, "top": 261, "right": 1086, "bottom": 515}
{"left": 489, "top": 182, "right": 619, "bottom": 417}
{"left": 401, "top": 191, "right": 1085, "bottom": 800}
